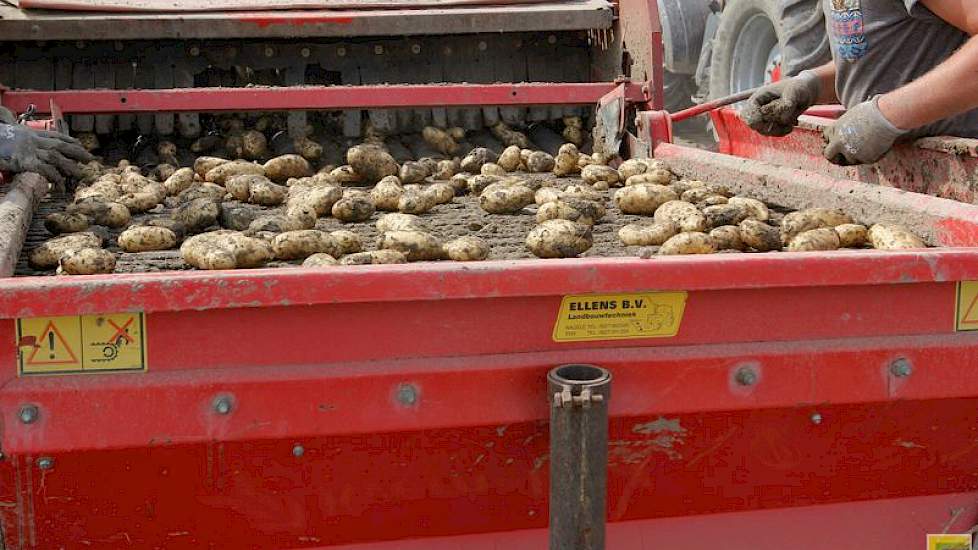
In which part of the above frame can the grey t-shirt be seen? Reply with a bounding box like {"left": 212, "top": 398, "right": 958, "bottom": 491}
{"left": 824, "top": 0, "right": 978, "bottom": 137}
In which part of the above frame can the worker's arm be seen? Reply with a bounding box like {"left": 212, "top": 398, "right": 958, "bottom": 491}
{"left": 0, "top": 124, "right": 93, "bottom": 186}
{"left": 741, "top": 62, "right": 838, "bottom": 137}
{"left": 824, "top": 1, "right": 978, "bottom": 165}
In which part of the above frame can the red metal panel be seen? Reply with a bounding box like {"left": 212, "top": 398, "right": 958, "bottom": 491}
{"left": 18, "top": 0, "right": 560, "bottom": 11}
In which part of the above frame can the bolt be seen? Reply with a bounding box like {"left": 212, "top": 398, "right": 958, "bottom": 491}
{"left": 292, "top": 444, "right": 305, "bottom": 457}
{"left": 227, "top": 46, "right": 238, "bottom": 58}
{"left": 411, "top": 44, "right": 421, "bottom": 54}
{"left": 548, "top": 34, "right": 557, "bottom": 44}
{"left": 213, "top": 396, "right": 233, "bottom": 415}
{"left": 18, "top": 404, "right": 39, "bottom": 424}
{"left": 300, "top": 47, "right": 311, "bottom": 58}
{"left": 478, "top": 41, "right": 488, "bottom": 51}
{"left": 114, "top": 41, "right": 124, "bottom": 52}
{"left": 396, "top": 384, "right": 418, "bottom": 406}
{"left": 890, "top": 358, "right": 912, "bottom": 378}
{"left": 189, "top": 46, "right": 200, "bottom": 57}
{"left": 264, "top": 46, "right": 275, "bottom": 58}
{"left": 336, "top": 46, "right": 346, "bottom": 57}
{"left": 811, "top": 413, "right": 823, "bottom": 425}
{"left": 734, "top": 367, "right": 757, "bottom": 386}
{"left": 75, "top": 40, "right": 86, "bottom": 49}
{"left": 37, "top": 457, "right": 53, "bottom": 470}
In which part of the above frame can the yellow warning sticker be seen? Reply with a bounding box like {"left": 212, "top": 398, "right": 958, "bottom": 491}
{"left": 15, "top": 312, "right": 146, "bottom": 375}
{"left": 956, "top": 281, "right": 978, "bottom": 331}
{"left": 927, "top": 533, "right": 971, "bottom": 550}
{"left": 553, "top": 292, "right": 687, "bottom": 342}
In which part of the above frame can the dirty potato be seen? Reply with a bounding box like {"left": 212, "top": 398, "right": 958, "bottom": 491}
{"left": 29, "top": 232, "right": 103, "bottom": 269}
{"left": 562, "top": 185, "right": 605, "bottom": 202}
{"left": 614, "top": 184, "right": 679, "bottom": 215}
{"left": 480, "top": 183, "right": 535, "bottom": 214}
{"left": 118, "top": 225, "right": 178, "bottom": 252}
{"left": 618, "top": 159, "right": 650, "bottom": 180}
{"left": 554, "top": 144, "right": 581, "bottom": 177}
{"left": 653, "top": 200, "right": 707, "bottom": 233}
{"left": 423, "top": 182, "right": 456, "bottom": 205}
{"left": 220, "top": 203, "right": 260, "bottom": 231}
{"left": 164, "top": 168, "right": 196, "bottom": 196}
{"left": 178, "top": 182, "right": 227, "bottom": 204}
{"left": 225, "top": 174, "right": 266, "bottom": 201}
{"left": 727, "top": 197, "right": 770, "bottom": 222}
{"left": 377, "top": 230, "right": 444, "bottom": 261}
{"left": 703, "top": 203, "right": 750, "bottom": 229}
{"left": 293, "top": 136, "right": 323, "bottom": 161}
{"left": 535, "top": 187, "right": 562, "bottom": 206}
{"left": 248, "top": 180, "right": 287, "bottom": 206}
{"left": 481, "top": 163, "right": 507, "bottom": 176}
{"left": 491, "top": 122, "right": 531, "bottom": 148}
{"left": 536, "top": 198, "right": 606, "bottom": 226}
{"left": 264, "top": 154, "right": 312, "bottom": 183}
{"left": 371, "top": 176, "right": 404, "bottom": 211}
{"left": 119, "top": 191, "right": 161, "bottom": 214}
{"left": 288, "top": 185, "right": 343, "bottom": 217}
{"left": 181, "top": 231, "right": 273, "bottom": 270}
{"left": 709, "top": 225, "right": 746, "bottom": 251}
{"left": 835, "top": 223, "right": 869, "bottom": 248}
{"left": 205, "top": 160, "right": 265, "bottom": 185}
{"left": 497, "top": 145, "right": 522, "bottom": 172}
{"left": 868, "top": 224, "right": 926, "bottom": 249}
{"left": 618, "top": 222, "right": 678, "bottom": 247}
{"left": 66, "top": 198, "right": 131, "bottom": 228}
{"left": 302, "top": 253, "right": 338, "bottom": 267}
{"left": 332, "top": 196, "right": 376, "bottom": 222}
{"left": 658, "top": 232, "right": 716, "bottom": 255}
{"left": 377, "top": 213, "right": 429, "bottom": 234}
{"left": 434, "top": 159, "right": 457, "bottom": 180}
{"left": 272, "top": 230, "right": 343, "bottom": 260}
{"left": 58, "top": 247, "right": 116, "bottom": 275}
{"left": 787, "top": 227, "right": 841, "bottom": 252}
{"left": 460, "top": 148, "right": 497, "bottom": 173}
{"left": 340, "top": 250, "right": 408, "bottom": 265}
{"left": 241, "top": 130, "right": 269, "bottom": 160}
{"left": 443, "top": 236, "right": 490, "bottom": 261}
{"left": 466, "top": 174, "right": 503, "bottom": 195}
{"left": 347, "top": 144, "right": 399, "bottom": 184}
{"left": 422, "top": 126, "right": 459, "bottom": 155}
{"left": 330, "top": 230, "right": 362, "bottom": 254}
{"left": 781, "top": 208, "right": 854, "bottom": 244}
{"left": 330, "top": 165, "right": 364, "bottom": 186}
{"left": 399, "top": 161, "right": 430, "bottom": 184}
{"left": 526, "top": 219, "right": 593, "bottom": 259}
{"left": 45, "top": 212, "right": 90, "bottom": 235}
{"left": 397, "top": 191, "right": 434, "bottom": 215}
{"left": 582, "top": 165, "right": 621, "bottom": 186}
{"left": 525, "top": 151, "right": 556, "bottom": 173}
{"left": 194, "top": 156, "right": 229, "bottom": 178}
{"left": 739, "top": 219, "right": 782, "bottom": 252}
{"left": 625, "top": 170, "right": 673, "bottom": 186}
{"left": 146, "top": 218, "right": 186, "bottom": 242}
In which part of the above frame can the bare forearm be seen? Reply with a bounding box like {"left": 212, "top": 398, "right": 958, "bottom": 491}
{"left": 878, "top": 34, "right": 978, "bottom": 130}
{"left": 809, "top": 62, "right": 839, "bottom": 104}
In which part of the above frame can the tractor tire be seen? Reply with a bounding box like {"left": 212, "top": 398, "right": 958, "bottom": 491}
{"left": 663, "top": 71, "right": 697, "bottom": 112}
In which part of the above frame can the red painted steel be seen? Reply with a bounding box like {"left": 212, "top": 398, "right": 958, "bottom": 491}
{"left": 0, "top": 83, "right": 647, "bottom": 116}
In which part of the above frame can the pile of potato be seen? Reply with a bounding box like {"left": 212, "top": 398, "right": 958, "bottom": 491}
{"left": 29, "top": 121, "right": 927, "bottom": 275}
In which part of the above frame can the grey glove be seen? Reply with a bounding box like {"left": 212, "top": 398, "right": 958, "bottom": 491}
{"left": 0, "top": 123, "right": 93, "bottom": 185}
{"left": 741, "top": 70, "right": 822, "bottom": 137}
{"left": 822, "top": 96, "right": 906, "bottom": 166}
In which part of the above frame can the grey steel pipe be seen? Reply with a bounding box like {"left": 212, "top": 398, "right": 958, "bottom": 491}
{"left": 548, "top": 364, "right": 612, "bottom": 550}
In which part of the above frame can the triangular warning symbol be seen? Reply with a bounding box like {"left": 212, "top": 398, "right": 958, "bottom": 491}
{"left": 26, "top": 321, "right": 79, "bottom": 366}
{"left": 962, "top": 293, "right": 978, "bottom": 326}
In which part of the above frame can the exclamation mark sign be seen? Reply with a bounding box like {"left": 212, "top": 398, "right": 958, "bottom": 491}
{"left": 48, "top": 331, "right": 55, "bottom": 359}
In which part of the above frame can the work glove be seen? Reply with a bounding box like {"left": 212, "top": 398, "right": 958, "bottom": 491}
{"left": 740, "top": 70, "right": 822, "bottom": 137}
{"left": 822, "top": 96, "right": 906, "bottom": 166}
{"left": 0, "top": 123, "right": 93, "bottom": 186}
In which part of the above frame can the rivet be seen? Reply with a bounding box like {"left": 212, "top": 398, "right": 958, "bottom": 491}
{"left": 734, "top": 367, "right": 757, "bottom": 386}
{"left": 890, "top": 358, "right": 912, "bottom": 378}
{"left": 18, "top": 404, "right": 39, "bottom": 424}
{"left": 811, "top": 413, "right": 823, "bottom": 425}
{"left": 37, "top": 457, "right": 53, "bottom": 470}
{"left": 189, "top": 46, "right": 200, "bottom": 57}
{"left": 264, "top": 46, "right": 275, "bottom": 58}
{"left": 478, "top": 41, "right": 488, "bottom": 51}
{"left": 213, "top": 396, "right": 233, "bottom": 415}
{"left": 336, "top": 46, "right": 346, "bottom": 57}
{"left": 548, "top": 34, "right": 557, "bottom": 44}
{"left": 411, "top": 44, "right": 421, "bottom": 54}
{"left": 396, "top": 384, "right": 418, "bottom": 406}
{"left": 300, "top": 47, "right": 311, "bottom": 58}
{"left": 292, "top": 444, "right": 305, "bottom": 457}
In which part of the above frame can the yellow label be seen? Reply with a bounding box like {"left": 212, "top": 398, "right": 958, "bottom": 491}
{"left": 955, "top": 281, "right": 978, "bottom": 331}
{"left": 927, "top": 534, "right": 971, "bottom": 550}
{"left": 16, "top": 312, "right": 146, "bottom": 375}
{"left": 553, "top": 292, "right": 687, "bottom": 342}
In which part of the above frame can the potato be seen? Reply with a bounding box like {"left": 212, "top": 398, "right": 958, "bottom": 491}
{"left": 118, "top": 225, "right": 178, "bottom": 252}
{"left": 727, "top": 197, "right": 770, "bottom": 222}
{"left": 370, "top": 176, "right": 404, "bottom": 211}
{"left": 225, "top": 133, "right": 245, "bottom": 159}
{"left": 119, "top": 191, "right": 160, "bottom": 214}
{"left": 699, "top": 195, "right": 729, "bottom": 207}
{"left": 739, "top": 219, "right": 782, "bottom": 252}
{"left": 614, "top": 184, "right": 679, "bottom": 215}
{"left": 525, "top": 152, "right": 556, "bottom": 173}
{"left": 302, "top": 253, "right": 338, "bottom": 267}
{"left": 577, "top": 154, "right": 595, "bottom": 170}
{"left": 835, "top": 223, "right": 869, "bottom": 248}
{"left": 480, "top": 183, "right": 534, "bottom": 214}
{"left": 481, "top": 163, "right": 507, "bottom": 176}
{"left": 781, "top": 208, "right": 854, "bottom": 244}
{"left": 164, "top": 168, "right": 196, "bottom": 196}
{"left": 670, "top": 179, "right": 706, "bottom": 195}
{"left": 45, "top": 212, "right": 90, "bottom": 235}
{"left": 618, "top": 222, "right": 678, "bottom": 246}
{"left": 709, "top": 226, "right": 746, "bottom": 251}
{"left": 225, "top": 174, "right": 265, "bottom": 201}
{"left": 460, "top": 148, "right": 497, "bottom": 173}
{"left": 449, "top": 173, "right": 471, "bottom": 193}
{"left": 206, "top": 160, "right": 265, "bottom": 185}
{"left": 563, "top": 116, "right": 584, "bottom": 144}
{"left": 399, "top": 161, "right": 430, "bottom": 184}
{"left": 194, "top": 156, "right": 229, "bottom": 178}
{"left": 582, "top": 165, "right": 621, "bottom": 186}
{"left": 681, "top": 188, "right": 717, "bottom": 204}
{"left": 491, "top": 122, "right": 531, "bottom": 148}
{"left": 332, "top": 196, "right": 376, "bottom": 222}
{"left": 868, "top": 224, "right": 926, "bottom": 250}
{"left": 562, "top": 185, "right": 605, "bottom": 202}
{"left": 535, "top": 187, "right": 562, "bottom": 205}
{"left": 29, "top": 232, "right": 103, "bottom": 269}
{"left": 58, "top": 247, "right": 116, "bottom": 275}
{"left": 178, "top": 182, "right": 226, "bottom": 204}
{"left": 526, "top": 219, "right": 593, "bottom": 258}
{"left": 77, "top": 132, "right": 99, "bottom": 152}
{"left": 554, "top": 144, "right": 580, "bottom": 176}
{"left": 703, "top": 204, "right": 750, "bottom": 229}
{"left": 293, "top": 136, "right": 323, "bottom": 161}
{"left": 248, "top": 208, "right": 314, "bottom": 233}
{"left": 329, "top": 230, "right": 362, "bottom": 254}
{"left": 536, "top": 199, "right": 606, "bottom": 226}
{"left": 181, "top": 231, "right": 272, "bottom": 270}
{"left": 347, "top": 144, "right": 399, "bottom": 184}
{"left": 658, "top": 232, "right": 716, "bottom": 255}
{"left": 434, "top": 159, "right": 457, "bottom": 180}
{"left": 377, "top": 213, "right": 429, "bottom": 233}
{"left": 330, "top": 165, "right": 363, "bottom": 186}
{"left": 467, "top": 174, "right": 503, "bottom": 195}
{"left": 288, "top": 185, "right": 343, "bottom": 217}
{"left": 653, "top": 200, "right": 707, "bottom": 232}
{"left": 788, "top": 227, "right": 841, "bottom": 252}
{"left": 264, "top": 154, "right": 312, "bottom": 183}
{"left": 66, "top": 198, "right": 130, "bottom": 228}
{"left": 443, "top": 236, "right": 490, "bottom": 261}
{"left": 423, "top": 182, "right": 456, "bottom": 205}
{"left": 190, "top": 135, "right": 223, "bottom": 155}
{"left": 339, "top": 250, "right": 408, "bottom": 265}
{"left": 272, "top": 230, "right": 343, "bottom": 260}
{"left": 377, "top": 230, "right": 444, "bottom": 261}
{"left": 497, "top": 145, "right": 522, "bottom": 172}
{"left": 241, "top": 130, "right": 268, "bottom": 160}
{"left": 248, "top": 180, "right": 287, "bottom": 206}
{"left": 618, "top": 159, "right": 650, "bottom": 180}
{"left": 174, "top": 197, "right": 221, "bottom": 234}
{"left": 146, "top": 218, "right": 187, "bottom": 242}
{"left": 76, "top": 180, "right": 120, "bottom": 202}
{"left": 422, "top": 126, "right": 459, "bottom": 155}
{"left": 417, "top": 157, "right": 440, "bottom": 175}
{"left": 220, "top": 204, "right": 260, "bottom": 231}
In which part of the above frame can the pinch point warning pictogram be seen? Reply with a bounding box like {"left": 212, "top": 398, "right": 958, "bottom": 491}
{"left": 956, "top": 281, "right": 978, "bottom": 332}
{"left": 25, "top": 321, "right": 79, "bottom": 366}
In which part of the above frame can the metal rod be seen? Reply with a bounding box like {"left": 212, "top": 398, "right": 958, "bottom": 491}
{"left": 669, "top": 87, "right": 759, "bottom": 123}
{"left": 548, "top": 364, "right": 612, "bottom": 550}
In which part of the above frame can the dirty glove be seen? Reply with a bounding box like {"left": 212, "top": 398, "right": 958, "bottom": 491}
{"left": 741, "top": 70, "right": 822, "bottom": 137}
{"left": 0, "top": 123, "right": 93, "bottom": 186}
{"left": 822, "top": 96, "right": 906, "bottom": 166}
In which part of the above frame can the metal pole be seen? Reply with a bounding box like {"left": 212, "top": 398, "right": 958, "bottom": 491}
{"left": 548, "top": 364, "right": 612, "bottom": 550}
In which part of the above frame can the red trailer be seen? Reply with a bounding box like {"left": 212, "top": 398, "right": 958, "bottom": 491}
{"left": 1, "top": 1, "right": 978, "bottom": 549}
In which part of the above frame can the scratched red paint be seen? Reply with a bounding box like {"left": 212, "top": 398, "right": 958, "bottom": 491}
{"left": 239, "top": 15, "right": 355, "bottom": 27}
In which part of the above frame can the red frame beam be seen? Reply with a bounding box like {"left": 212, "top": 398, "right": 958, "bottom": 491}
{"left": 0, "top": 82, "right": 648, "bottom": 115}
